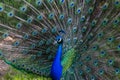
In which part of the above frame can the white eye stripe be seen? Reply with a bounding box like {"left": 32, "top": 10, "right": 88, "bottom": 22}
{"left": 57, "top": 38, "right": 62, "bottom": 42}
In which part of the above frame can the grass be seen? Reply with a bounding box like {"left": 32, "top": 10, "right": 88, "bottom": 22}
{"left": 1, "top": 66, "right": 51, "bottom": 80}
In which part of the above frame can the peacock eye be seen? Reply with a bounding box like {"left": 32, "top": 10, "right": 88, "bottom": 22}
{"left": 2, "top": 33, "right": 9, "bottom": 39}
{"left": 99, "top": 69, "right": 104, "bottom": 75}
{"left": 76, "top": 8, "right": 81, "bottom": 14}
{"left": 36, "top": 0, "right": 43, "bottom": 6}
{"left": 16, "top": 23, "right": 22, "bottom": 29}
{"left": 7, "top": 11, "right": 14, "bottom": 17}
{"left": 48, "top": 0, "right": 54, "bottom": 3}
{"left": 115, "top": 68, "right": 120, "bottom": 74}
{"left": 91, "top": 76, "right": 95, "bottom": 80}
{"left": 115, "top": 0, "right": 120, "bottom": 6}
{"left": 22, "top": 64, "right": 25, "bottom": 67}
{"left": 0, "top": 5, "right": 4, "bottom": 12}
{"left": 67, "top": 18, "right": 72, "bottom": 24}
{"left": 26, "top": 68, "right": 30, "bottom": 71}
{"left": 0, "top": 51, "right": 3, "bottom": 58}
{"left": 22, "top": 49, "right": 29, "bottom": 54}
{"left": 48, "top": 13, "right": 54, "bottom": 19}
{"left": 56, "top": 36, "right": 63, "bottom": 44}
{"left": 69, "top": 2, "right": 75, "bottom": 8}
{"left": 102, "top": 3, "right": 108, "bottom": 10}
{"left": 27, "top": 17, "right": 33, "bottom": 23}
{"left": 88, "top": 7, "right": 94, "bottom": 14}
{"left": 80, "top": 16, "right": 85, "bottom": 22}
{"left": 79, "top": 70, "right": 83, "bottom": 75}
{"left": 59, "top": 14, "right": 64, "bottom": 20}
{"left": 59, "top": 0, "right": 65, "bottom": 4}
{"left": 12, "top": 59, "right": 16, "bottom": 63}
{"left": 37, "top": 15, "right": 43, "bottom": 20}
{"left": 86, "top": 67, "right": 91, "bottom": 73}
{"left": 57, "top": 38, "right": 62, "bottom": 42}
{"left": 20, "top": 5, "right": 27, "bottom": 12}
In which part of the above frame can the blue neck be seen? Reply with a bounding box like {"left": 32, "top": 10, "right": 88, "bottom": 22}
{"left": 55, "top": 44, "right": 62, "bottom": 61}
{"left": 50, "top": 44, "right": 63, "bottom": 80}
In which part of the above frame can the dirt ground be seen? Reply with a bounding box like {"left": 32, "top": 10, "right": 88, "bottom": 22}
{"left": 0, "top": 60, "right": 9, "bottom": 77}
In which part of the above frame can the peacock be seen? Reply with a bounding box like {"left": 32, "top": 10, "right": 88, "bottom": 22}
{"left": 0, "top": 0, "right": 120, "bottom": 80}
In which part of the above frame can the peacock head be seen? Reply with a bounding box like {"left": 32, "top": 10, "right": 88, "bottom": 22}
{"left": 56, "top": 36, "right": 63, "bottom": 44}
{"left": 56, "top": 30, "right": 65, "bottom": 44}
